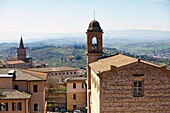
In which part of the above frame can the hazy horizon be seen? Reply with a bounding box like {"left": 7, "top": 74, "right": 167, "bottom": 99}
{"left": 0, "top": 0, "right": 170, "bottom": 42}
{"left": 1, "top": 29, "right": 170, "bottom": 43}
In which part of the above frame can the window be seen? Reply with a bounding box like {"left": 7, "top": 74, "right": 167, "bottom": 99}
{"left": 70, "top": 72, "right": 72, "bottom": 74}
{"left": 0, "top": 103, "right": 8, "bottom": 111}
{"left": 14, "top": 85, "right": 18, "bottom": 90}
{"left": 33, "top": 85, "right": 38, "bottom": 93}
{"left": 74, "top": 72, "right": 76, "bottom": 74}
{"left": 59, "top": 73, "right": 61, "bottom": 75}
{"left": 67, "top": 72, "right": 69, "bottom": 74}
{"left": 55, "top": 73, "right": 57, "bottom": 75}
{"left": 133, "top": 81, "right": 143, "bottom": 97}
{"left": 63, "top": 73, "right": 65, "bottom": 75}
{"left": 34, "top": 103, "right": 38, "bottom": 111}
{"left": 12, "top": 102, "right": 22, "bottom": 111}
{"left": 73, "top": 94, "right": 76, "bottom": 100}
{"left": 73, "top": 83, "right": 76, "bottom": 89}
{"left": 73, "top": 105, "right": 76, "bottom": 110}
{"left": 82, "top": 83, "right": 85, "bottom": 88}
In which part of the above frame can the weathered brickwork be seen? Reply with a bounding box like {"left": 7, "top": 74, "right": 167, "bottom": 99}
{"left": 100, "top": 62, "right": 170, "bottom": 113}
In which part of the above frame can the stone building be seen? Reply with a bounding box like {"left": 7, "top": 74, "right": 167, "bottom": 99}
{"left": 0, "top": 69, "right": 47, "bottom": 113}
{"left": 65, "top": 77, "right": 87, "bottom": 112}
{"left": 4, "top": 37, "right": 33, "bottom": 68}
{"left": 86, "top": 19, "right": 170, "bottom": 113}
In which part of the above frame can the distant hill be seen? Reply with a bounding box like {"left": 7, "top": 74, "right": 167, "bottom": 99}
{"left": 0, "top": 29, "right": 170, "bottom": 42}
{"left": 0, "top": 29, "right": 170, "bottom": 52}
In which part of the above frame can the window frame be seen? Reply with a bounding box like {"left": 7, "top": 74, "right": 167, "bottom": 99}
{"left": 73, "top": 105, "right": 76, "bottom": 110}
{"left": 73, "top": 94, "right": 76, "bottom": 100}
{"left": 82, "top": 83, "right": 84, "bottom": 88}
{"left": 12, "top": 102, "right": 22, "bottom": 111}
{"left": 33, "top": 103, "right": 39, "bottom": 111}
{"left": 33, "top": 85, "right": 38, "bottom": 93}
{"left": 0, "top": 102, "right": 8, "bottom": 111}
{"left": 73, "top": 83, "right": 76, "bottom": 89}
{"left": 133, "top": 80, "right": 143, "bottom": 97}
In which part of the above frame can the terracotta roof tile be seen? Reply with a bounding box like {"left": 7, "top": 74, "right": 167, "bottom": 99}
{"left": 29, "top": 67, "right": 78, "bottom": 73}
{"left": 90, "top": 54, "right": 160, "bottom": 74}
{"left": 65, "top": 76, "right": 87, "bottom": 82}
{"left": 18, "top": 69, "right": 47, "bottom": 81}
{"left": 0, "top": 89, "right": 31, "bottom": 100}
{"left": 0, "top": 69, "right": 47, "bottom": 81}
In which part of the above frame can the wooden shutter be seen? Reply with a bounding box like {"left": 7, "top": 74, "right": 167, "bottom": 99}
{"left": 19, "top": 102, "right": 22, "bottom": 111}
{"left": 12, "top": 102, "right": 15, "bottom": 111}
{"left": 6, "top": 103, "right": 8, "bottom": 111}
{"left": 0, "top": 103, "right": 1, "bottom": 111}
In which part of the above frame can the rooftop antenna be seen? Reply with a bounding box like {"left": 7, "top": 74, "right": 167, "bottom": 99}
{"left": 93, "top": 9, "right": 95, "bottom": 20}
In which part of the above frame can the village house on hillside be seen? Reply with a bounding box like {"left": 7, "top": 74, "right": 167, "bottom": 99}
{"left": 0, "top": 69, "right": 47, "bottom": 113}
{"left": 86, "top": 19, "right": 170, "bottom": 113}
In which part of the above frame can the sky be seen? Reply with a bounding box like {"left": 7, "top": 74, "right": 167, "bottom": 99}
{"left": 0, "top": 0, "right": 170, "bottom": 41}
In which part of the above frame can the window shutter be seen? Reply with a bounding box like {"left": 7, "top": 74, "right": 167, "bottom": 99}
{"left": 6, "top": 103, "right": 8, "bottom": 111}
{"left": 19, "top": 102, "right": 22, "bottom": 111}
{"left": 0, "top": 103, "right": 1, "bottom": 111}
{"left": 12, "top": 102, "right": 15, "bottom": 111}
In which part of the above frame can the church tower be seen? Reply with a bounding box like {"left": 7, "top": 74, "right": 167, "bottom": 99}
{"left": 17, "top": 37, "right": 26, "bottom": 60}
{"left": 86, "top": 19, "right": 103, "bottom": 113}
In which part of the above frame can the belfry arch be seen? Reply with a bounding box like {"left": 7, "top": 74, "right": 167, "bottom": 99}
{"left": 92, "top": 37, "right": 98, "bottom": 51}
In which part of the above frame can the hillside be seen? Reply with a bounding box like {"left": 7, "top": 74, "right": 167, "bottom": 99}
{"left": 0, "top": 45, "right": 169, "bottom": 69}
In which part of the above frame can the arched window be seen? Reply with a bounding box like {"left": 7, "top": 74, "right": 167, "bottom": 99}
{"left": 92, "top": 37, "right": 98, "bottom": 51}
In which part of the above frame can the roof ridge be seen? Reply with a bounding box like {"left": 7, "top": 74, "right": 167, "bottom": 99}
{"left": 98, "top": 53, "right": 119, "bottom": 60}
{"left": 18, "top": 69, "right": 44, "bottom": 80}
{"left": 18, "top": 69, "right": 47, "bottom": 80}
{"left": 15, "top": 89, "right": 31, "bottom": 97}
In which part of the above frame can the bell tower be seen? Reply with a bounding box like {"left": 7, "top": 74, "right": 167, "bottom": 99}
{"left": 86, "top": 19, "right": 103, "bottom": 113}
{"left": 17, "top": 37, "right": 26, "bottom": 60}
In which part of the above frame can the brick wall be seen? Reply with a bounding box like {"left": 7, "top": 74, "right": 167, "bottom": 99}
{"left": 100, "top": 62, "right": 170, "bottom": 113}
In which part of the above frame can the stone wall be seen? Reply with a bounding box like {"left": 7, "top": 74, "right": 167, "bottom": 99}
{"left": 100, "top": 62, "right": 170, "bottom": 113}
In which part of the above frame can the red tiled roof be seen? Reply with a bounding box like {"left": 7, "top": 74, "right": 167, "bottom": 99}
{"left": 90, "top": 54, "right": 160, "bottom": 74}
{"left": 19, "top": 69, "right": 47, "bottom": 80}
